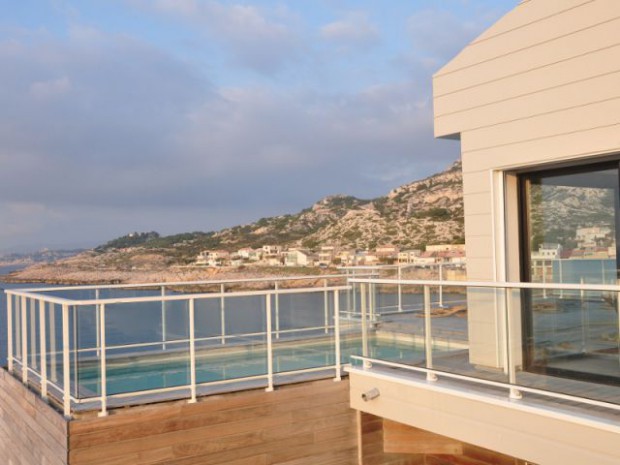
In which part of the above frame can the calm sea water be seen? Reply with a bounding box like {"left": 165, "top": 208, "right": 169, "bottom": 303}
{"left": 0, "top": 265, "right": 47, "bottom": 365}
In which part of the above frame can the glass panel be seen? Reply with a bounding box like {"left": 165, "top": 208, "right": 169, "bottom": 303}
{"left": 522, "top": 164, "right": 620, "bottom": 385}
{"left": 272, "top": 291, "right": 334, "bottom": 374}
{"left": 195, "top": 295, "right": 266, "bottom": 384}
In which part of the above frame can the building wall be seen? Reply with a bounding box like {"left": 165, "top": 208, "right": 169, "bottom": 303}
{"left": 69, "top": 378, "right": 357, "bottom": 465}
{"left": 0, "top": 368, "right": 68, "bottom": 465}
{"left": 432, "top": 0, "right": 620, "bottom": 366}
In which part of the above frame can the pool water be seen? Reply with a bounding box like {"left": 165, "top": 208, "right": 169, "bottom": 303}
{"left": 75, "top": 337, "right": 436, "bottom": 398}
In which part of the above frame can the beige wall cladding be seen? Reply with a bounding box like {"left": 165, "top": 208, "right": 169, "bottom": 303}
{"left": 349, "top": 370, "right": 620, "bottom": 465}
{"left": 463, "top": 192, "right": 492, "bottom": 216}
{"left": 434, "top": 3, "right": 620, "bottom": 98}
{"left": 447, "top": 0, "right": 591, "bottom": 64}
{"left": 438, "top": 69, "right": 620, "bottom": 135}
{"left": 435, "top": 43, "right": 620, "bottom": 119}
{"left": 464, "top": 257, "right": 495, "bottom": 281}
{"left": 462, "top": 169, "right": 491, "bottom": 195}
{"left": 463, "top": 97, "right": 620, "bottom": 153}
{"left": 461, "top": 124, "right": 620, "bottom": 172}
{"left": 464, "top": 213, "right": 493, "bottom": 239}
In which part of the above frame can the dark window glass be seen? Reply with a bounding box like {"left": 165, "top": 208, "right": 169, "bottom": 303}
{"left": 521, "top": 163, "right": 620, "bottom": 385}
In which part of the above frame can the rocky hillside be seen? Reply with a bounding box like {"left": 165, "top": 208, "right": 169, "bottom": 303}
{"left": 97, "top": 159, "right": 464, "bottom": 261}
{"left": 3, "top": 160, "right": 464, "bottom": 283}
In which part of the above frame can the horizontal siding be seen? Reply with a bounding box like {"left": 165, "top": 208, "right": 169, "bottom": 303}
{"left": 466, "top": 0, "right": 588, "bottom": 49}
{"left": 437, "top": 66, "right": 620, "bottom": 134}
{"left": 462, "top": 96, "right": 620, "bottom": 153}
{"left": 69, "top": 378, "right": 357, "bottom": 465}
{"left": 0, "top": 368, "right": 68, "bottom": 465}
{"left": 435, "top": 40, "right": 620, "bottom": 118}
{"left": 460, "top": 123, "right": 620, "bottom": 172}
{"left": 438, "top": 0, "right": 599, "bottom": 78}
{"left": 435, "top": 2, "right": 620, "bottom": 98}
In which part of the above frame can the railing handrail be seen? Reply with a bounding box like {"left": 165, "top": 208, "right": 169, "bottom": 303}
{"left": 5, "top": 284, "right": 351, "bottom": 306}
{"left": 348, "top": 277, "right": 620, "bottom": 293}
{"left": 10, "top": 273, "right": 364, "bottom": 294}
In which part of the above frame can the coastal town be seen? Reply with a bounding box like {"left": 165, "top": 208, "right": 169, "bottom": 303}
{"left": 194, "top": 243, "right": 467, "bottom": 268}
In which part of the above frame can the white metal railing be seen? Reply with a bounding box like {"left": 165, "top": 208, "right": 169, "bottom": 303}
{"left": 5, "top": 275, "right": 363, "bottom": 418}
{"left": 6, "top": 274, "right": 620, "bottom": 418}
{"left": 348, "top": 277, "right": 620, "bottom": 411}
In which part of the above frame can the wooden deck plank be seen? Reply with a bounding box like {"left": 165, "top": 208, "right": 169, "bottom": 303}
{"left": 69, "top": 378, "right": 357, "bottom": 465}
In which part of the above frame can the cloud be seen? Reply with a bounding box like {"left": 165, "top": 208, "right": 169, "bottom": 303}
{"left": 320, "top": 12, "right": 379, "bottom": 50}
{"left": 145, "top": 0, "right": 303, "bottom": 74}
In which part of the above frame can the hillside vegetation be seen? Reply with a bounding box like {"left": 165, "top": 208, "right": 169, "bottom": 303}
{"left": 94, "top": 159, "right": 464, "bottom": 264}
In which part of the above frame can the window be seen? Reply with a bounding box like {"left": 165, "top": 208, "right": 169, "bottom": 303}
{"left": 520, "top": 161, "right": 620, "bottom": 384}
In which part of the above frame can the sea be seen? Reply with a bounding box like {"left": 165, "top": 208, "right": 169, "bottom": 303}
{"left": 0, "top": 265, "right": 46, "bottom": 365}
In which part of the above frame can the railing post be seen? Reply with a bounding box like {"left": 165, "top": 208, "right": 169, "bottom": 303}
{"left": 275, "top": 282, "right": 280, "bottom": 340}
{"left": 505, "top": 289, "right": 522, "bottom": 400}
{"left": 333, "top": 289, "right": 341, "bottom": 382}
{"left": 39, "top": 300, "right": 48, "bottom": 400}
{"left": 189, "top": 298, "right": 197, "bottom": 403}
{"left": 345, "top": 269, "right": 351, "bottom": 313}
{"left": 95, "top": 288, "right": 101, "bottom": 358}
{"left": 7, "top": 294, "right": 13, "bottom": 373}
{"left": 98, "top": 304, "right": 108, "bottom": 416}
{"left": 360, "top": 283, "right": 369, "bottom": 360}
{"left": 161, "top": 286, "right": 167, "bottom": 350}
{"left": 29, "top": 298, "right": 36, "bottom": 369}
{"left": 265, "top": 294, "right": 274, "bottom": 392}
{"left": 220, "top": 284, "right": 226, "bottom": 345}
{"left": 62, "top": 303, "right": 71, "bottom": 418}
{"left": 323, "top": 279, "right": 329, "bottom": 334}
{"left": 438, "top": 264, "right": 444, "bottom": 308}
{"left": 368, "top": 282, "right": 375, "bottom": 321}
{"left": 398, "top": 266, "right": 403, "bottom": 312}
{"left": 352, "top": 278, "right": 357, "bottom": 316}
{"left": 50, "top": 304, "right": 57, "bottom": 383}
{"left": 72, "top": 305, "right": 78, "bottom": 399}
{"left": 21, "top": 296, "right": 28, "bottom": 384}
{"left": 424, "top": 286, "right": 437, "bottom": 382}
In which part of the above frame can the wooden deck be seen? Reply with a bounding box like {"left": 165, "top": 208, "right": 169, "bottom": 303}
{"left": 0, "top": 368, "right": 358, "bottom": 465}
{"left": 0, "top": 368, "right": 68, "bottom": 465}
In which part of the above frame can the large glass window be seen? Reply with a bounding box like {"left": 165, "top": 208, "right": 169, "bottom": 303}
{"left": 520, "top": 162, "right": 620, "bottom": 384}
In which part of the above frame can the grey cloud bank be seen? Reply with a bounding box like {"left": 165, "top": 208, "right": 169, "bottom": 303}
{"left": 0, "top": 1, "right": 512, "bottom": 252}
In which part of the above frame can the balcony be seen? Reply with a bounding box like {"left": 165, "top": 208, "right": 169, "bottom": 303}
{"left": 3, "top": 272, "right": 620, "bottom": 464}
{"left": 346, "top": 276, "right": 620, "bottom": 465}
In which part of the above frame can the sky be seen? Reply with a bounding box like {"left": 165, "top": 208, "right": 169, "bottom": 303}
{"left": 0, "top": 0, "right": 516, "bottom": 253}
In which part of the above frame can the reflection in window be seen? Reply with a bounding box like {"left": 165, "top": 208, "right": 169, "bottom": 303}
{"left": 521, "top": 163, "right": 619, "bottom": 385}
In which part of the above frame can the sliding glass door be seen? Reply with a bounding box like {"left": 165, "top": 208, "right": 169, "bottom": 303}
{"left": 520, "top": 162, "right": 620, "bottom": 384}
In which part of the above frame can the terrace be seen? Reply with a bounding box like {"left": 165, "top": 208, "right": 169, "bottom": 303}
{"left": 4, "top": 270, "right": 619, "bottom": 418}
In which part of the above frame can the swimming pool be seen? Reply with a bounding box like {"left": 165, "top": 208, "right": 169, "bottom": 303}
{"left": 74, "top": 336, "right": 438, "bottom": 397}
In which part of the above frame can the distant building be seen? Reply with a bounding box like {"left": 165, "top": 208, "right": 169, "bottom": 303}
{"left": 425, "top": 244, "right": 466, "bottom": 253}
{"left": 195, "top": 250, "right": 231, "bottom": 267}
{"left": 285, "top": 249, "right": 317, "bottom": 267}
{"left": 398, "top": 250, "right": 422, "bottom": 263}
{"left": 318, "top": 246, "right": 338, "bottom": 266}
{"left": 262, "top": 245, "right": 283, "bottom": 255}
{"left": 531, "top": 243, "right": 562, "bottom": 260}
{"left": 576, "top": 226, "right": 612, "bottom": 248}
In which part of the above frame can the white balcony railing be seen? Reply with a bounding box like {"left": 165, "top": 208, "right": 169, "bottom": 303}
{"left": 4, "top": 273, "right": 620, "bottom": 419}
{"left": 348, "top": 277, "right": 620, "bottom": 413}
{"left": 4, "top": 274, "right": 369, "bottom": 418}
